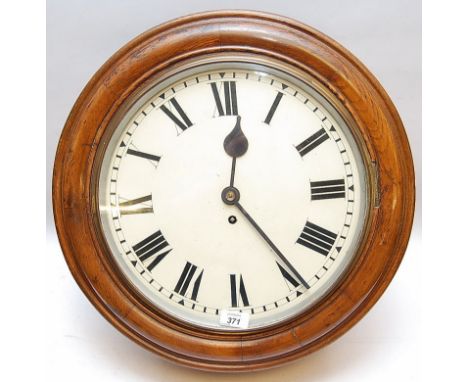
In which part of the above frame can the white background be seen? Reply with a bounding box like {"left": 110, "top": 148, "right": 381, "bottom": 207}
{"left": 0, "top": 0, "right": 462, "bottom": 380}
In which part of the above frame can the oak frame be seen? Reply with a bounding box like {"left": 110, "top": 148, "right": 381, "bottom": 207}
{"left": 53, "top": 11, "right": 415, "bottom": 371}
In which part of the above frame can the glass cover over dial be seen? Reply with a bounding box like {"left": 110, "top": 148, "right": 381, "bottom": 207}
{"left": 98, "top": 61, "right": 368, "bottom": 330}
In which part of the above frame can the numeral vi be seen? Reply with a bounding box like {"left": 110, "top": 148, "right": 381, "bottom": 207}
{"left": 230, "top": 274, "right": 249, "bottom": 307}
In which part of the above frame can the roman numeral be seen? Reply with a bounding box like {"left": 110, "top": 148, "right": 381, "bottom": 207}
{"left": 230, "top": 274, "right": 249, "bottom": 307}
{"left": 119, "top": 194, "right": 153, "bottom": 215}
{"left": 310, "top": 179, "right": 345, "bottom": 200}
{"left": 297, "top": 221, "right": 337, "bottom": 256}
{"left": 132, "top": 230, "right": 171, "bottom": 271}
{"left": 127, "top": 149, "right": 160, "bottom": 162}
{"left": 295, "top": 128, "right": 329, "bottom": 157}
{"left": 210, "top": 81, "right": 238, "bottom": 116}
{"left": 160, "top": 98, "right": 193, "bottom": 131}
{"left": 264, "top": 92, "right": 284, "bottom": 124}
{"left": 174, "top": 261, "right": 203, "bottom": 301}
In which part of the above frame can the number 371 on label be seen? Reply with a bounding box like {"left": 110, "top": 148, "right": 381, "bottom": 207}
{"left": 219, "top": 310, "right": 250, "bottom": 329}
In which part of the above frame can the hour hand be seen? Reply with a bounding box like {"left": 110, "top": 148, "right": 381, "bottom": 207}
{"left": 224, "top": 116, "right": 248, "bottom": 158}
{"left": 223, "top": 116, "right": 248, "bottom": 187}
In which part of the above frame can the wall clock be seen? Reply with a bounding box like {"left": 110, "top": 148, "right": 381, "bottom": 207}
{"left": 53, "top": 11, "right": 415, "bottom": 371}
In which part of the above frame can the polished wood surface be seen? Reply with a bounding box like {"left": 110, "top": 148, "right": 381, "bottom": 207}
{"left": 53, "top": 11, "right": 415, "bottom": 371}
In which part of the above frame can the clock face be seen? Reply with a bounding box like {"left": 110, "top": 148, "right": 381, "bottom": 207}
{"left": 98, "top": 61, "right": 368, "bottom": 330}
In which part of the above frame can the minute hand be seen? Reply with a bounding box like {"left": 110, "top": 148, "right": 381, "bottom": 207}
{"left": 234, "top": 201, "right": 310, "bottom": 289}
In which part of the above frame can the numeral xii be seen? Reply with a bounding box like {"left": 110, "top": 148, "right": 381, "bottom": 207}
{"left": 211, "top": 79, "right": 238, "bottom": 116}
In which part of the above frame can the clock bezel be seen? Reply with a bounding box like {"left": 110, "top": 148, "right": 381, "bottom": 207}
{"left": 53, "top": 11, "right": 415, "bottom": 371}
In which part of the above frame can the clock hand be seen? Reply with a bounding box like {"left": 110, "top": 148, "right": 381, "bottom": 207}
{"left": 224, "top": 116, "right": 248, "bottom": 157}
{"left": 223, "top": 116, "right": 248, "bottom": 187}
{"left": 221, "top": 117, "right": 308, "bottom": 289}
{"left": 234, "top": 200, "right": 311, "bottom": 289}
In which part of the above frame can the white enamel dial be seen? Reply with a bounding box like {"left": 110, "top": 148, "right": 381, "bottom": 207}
{"left": 98, "top": 61, "right": 368, "bottom": 330}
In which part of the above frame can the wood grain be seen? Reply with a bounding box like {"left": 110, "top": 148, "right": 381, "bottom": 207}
{"left": 53, "top": 11, "right": 415, "bottom": 371}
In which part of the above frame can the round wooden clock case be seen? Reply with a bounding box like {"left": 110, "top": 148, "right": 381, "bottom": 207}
{"left": 53, "top": 11, "right": 415, "bottom": 371}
